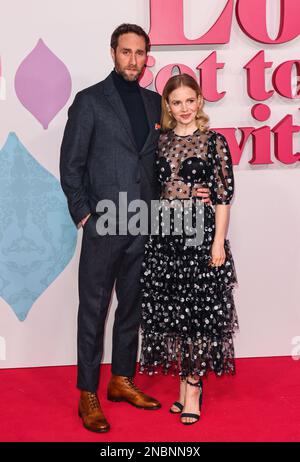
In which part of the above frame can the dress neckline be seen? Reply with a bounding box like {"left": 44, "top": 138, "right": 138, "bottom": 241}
{"left": 172, "top": 128, "right": 200, "bottom": 137}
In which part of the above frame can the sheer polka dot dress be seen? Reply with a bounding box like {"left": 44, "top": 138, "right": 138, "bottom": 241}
{"left": 139, "top": 129, "right": 239, "bottom": 378}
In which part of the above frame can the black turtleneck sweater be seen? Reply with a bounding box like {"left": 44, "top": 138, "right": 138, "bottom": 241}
{"left": 111, "top": 69, "right": 149, "bottom": 152}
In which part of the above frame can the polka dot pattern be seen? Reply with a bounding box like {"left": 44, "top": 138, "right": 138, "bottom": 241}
{"left": 139, "top": 129, "right": 239, "bottom": 378}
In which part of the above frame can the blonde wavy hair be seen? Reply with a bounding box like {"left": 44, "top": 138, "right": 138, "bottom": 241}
{"left": 161, "top": 73, "right": 209, "bottom": 132}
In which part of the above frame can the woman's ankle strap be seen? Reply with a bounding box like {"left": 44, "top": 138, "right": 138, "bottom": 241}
{"left": 186, "top": 378, "right": 203, "bottom": 388}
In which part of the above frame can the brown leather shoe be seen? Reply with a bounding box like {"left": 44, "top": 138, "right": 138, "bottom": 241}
{"left": 107, "top": 375, "right": 161, "bottom": 410}
{"left": 78, "top": 391, "right": 110, "bottom": 433}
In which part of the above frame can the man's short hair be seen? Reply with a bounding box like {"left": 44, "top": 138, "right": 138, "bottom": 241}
{"left": 110, "top": 23, "right": 150, "bottom": 53}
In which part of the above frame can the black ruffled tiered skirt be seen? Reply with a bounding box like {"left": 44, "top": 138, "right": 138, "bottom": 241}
{"left": 139, "top": 199, "right": 239, "bottom": 378}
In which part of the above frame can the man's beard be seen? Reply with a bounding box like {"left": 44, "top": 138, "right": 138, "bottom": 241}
{"left": 114, "top": 63, "right": 143, "bottom": 81}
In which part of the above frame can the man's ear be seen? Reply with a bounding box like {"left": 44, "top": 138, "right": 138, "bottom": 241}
{"left": 110, "top": 47, "right": 115, "bottom": 63}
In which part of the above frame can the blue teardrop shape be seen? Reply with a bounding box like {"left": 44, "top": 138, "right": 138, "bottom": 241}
{"left": 0, "top": 132, "right": 77, "bottom": 321}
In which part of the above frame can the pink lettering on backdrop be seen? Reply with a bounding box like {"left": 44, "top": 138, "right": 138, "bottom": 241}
{"left": 155, "top": 64, "right": 197, "bottom": 95}
{"left": 149, "top": 0, "right": 234, "bottom": 45}
{"left": 272, "top": 61, "right": 300, "bottom": 99}
{"left": 272, "top": 116, "right": 300, "bottom": 164}
{"left": 149, "top": 0, "right": 300, "bottom": 46}
{"left": 144, "top": 0, "right": 300, "bottom": 165}
{"left": 213, "top": 128, "right": 253, "bottom": 165}
{"left": 236, "top": 0, "right": 300, "bottom": 44}
{"left": 196, "top": 52, "right": 225, "bottom": 102}
{"left": 249, "top": 126, "right": 272, "bottom": 164}
{"left": 139, "top": 55, "right": 155, "bottom": 88}
{"left": 252, "top": 103, "right": 271, "bottom": 121}
{"left": 244, "top": 51, "right": 274, "bottom": 101}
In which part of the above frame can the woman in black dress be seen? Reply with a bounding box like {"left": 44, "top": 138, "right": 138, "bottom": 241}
{"left": 139, "top": 74, "right": 239, "bottom": 425}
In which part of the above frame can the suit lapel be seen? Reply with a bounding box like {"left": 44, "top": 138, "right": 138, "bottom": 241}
{"left": 103, "top": 73, "right": 159, "bottom": 154}
{"left": 139, "top": 88, "right": 158, "bottom": 154}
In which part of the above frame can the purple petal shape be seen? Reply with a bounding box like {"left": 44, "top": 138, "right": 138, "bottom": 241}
{"left": 15, "top": 39, "right": 72, "bottom": 129}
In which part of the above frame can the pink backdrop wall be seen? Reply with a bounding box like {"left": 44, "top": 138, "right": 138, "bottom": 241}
{"left": 0, "top": 0, "right": 300, "bottom": 368}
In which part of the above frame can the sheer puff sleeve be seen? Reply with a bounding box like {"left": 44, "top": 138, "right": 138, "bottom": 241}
{"left": 209, "top": 132, "right": 235, "bottom": 205}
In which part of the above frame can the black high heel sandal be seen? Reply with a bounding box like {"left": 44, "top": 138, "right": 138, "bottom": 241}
{"left": 169, "top": 378, "right": 186, "bottom": 414}
{"left": 180, "top": 378, "right": 203, "bottom": 425}
{"left": 169, "top": 401, "right": 184, "bottom": 414}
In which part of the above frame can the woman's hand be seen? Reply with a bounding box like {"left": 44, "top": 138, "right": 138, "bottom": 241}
{"left": 195, "top": 187, "right": 212, "bottom": 204}
{"left": 209, "top": 239, "right": 226, "bottom": 267}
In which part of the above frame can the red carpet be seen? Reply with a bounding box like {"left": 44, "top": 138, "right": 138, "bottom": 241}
{"left": 0, "top": 356, "right": 299, "bottom": 442}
